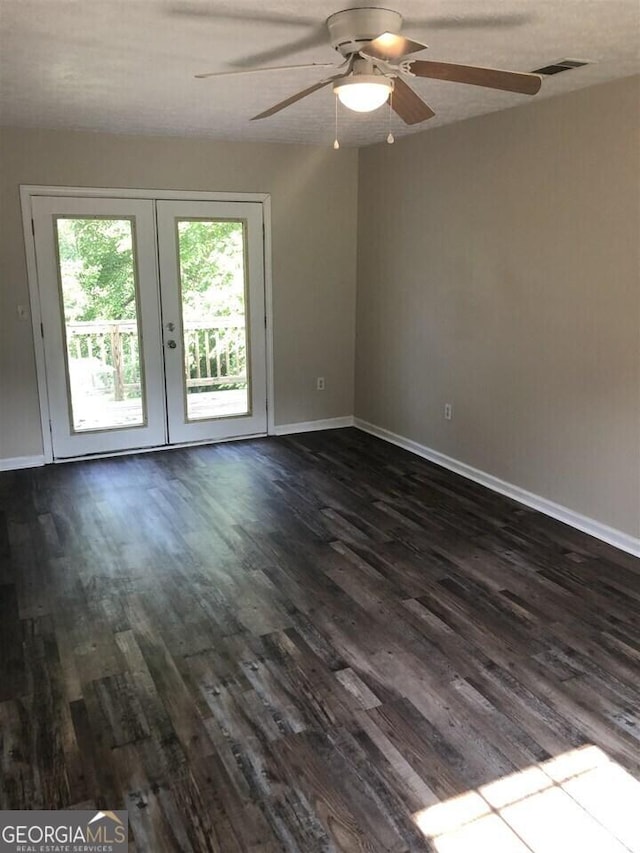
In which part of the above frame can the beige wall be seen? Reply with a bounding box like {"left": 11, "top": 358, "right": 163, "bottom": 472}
{"left": 356, "top": 76, "right": 640, "bottom": 538}
{"left": 0, "top": 128, "right": 358, "bottom": 459}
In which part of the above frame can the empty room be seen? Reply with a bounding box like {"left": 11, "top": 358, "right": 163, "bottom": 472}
{"left": 0, "top": 1, "right": 639, "bottom": 851}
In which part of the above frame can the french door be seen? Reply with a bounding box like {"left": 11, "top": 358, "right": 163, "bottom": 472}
{"left": 31, "top": 195, "right": 267, "bottom": 459}
{"left": 157, "top": 201, "right": 266, "bottom": 444}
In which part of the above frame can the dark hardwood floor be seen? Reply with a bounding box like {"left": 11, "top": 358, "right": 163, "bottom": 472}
{"left": 1, "top": 428, "right": 639, "bottom": 852}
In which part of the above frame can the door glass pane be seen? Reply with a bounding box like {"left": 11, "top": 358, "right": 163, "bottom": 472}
{"left": 176, "top": 219, "right": 249, "bottom": 421}
{"left": 55, "top": 217, "right": 146, "bottom": 432}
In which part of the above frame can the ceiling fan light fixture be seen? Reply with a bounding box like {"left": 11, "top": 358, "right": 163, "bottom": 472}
{"left": 333, "top": 75, "right": 393, "bottom": 112}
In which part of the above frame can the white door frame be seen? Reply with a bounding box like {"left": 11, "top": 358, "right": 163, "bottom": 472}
{"left": 20, "top": 185, "right": 275, "bottom": 463}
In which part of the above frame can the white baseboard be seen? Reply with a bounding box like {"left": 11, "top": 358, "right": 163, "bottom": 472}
{"left": 273, "top": 416, "right": 354, "bottom": 436}
{"left": 354, "top": 418, "right": 640, "bottom": 558}
{"left": 0, "top": 454, "right": 46, "bottom": 472}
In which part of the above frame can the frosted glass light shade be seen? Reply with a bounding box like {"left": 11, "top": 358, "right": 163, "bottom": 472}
{"left": 333, "top": 75, "right": 393, "bottom": 112}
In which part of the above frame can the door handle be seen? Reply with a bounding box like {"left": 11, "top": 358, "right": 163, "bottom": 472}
{"left": 166, "top": 339, "right": 177, "bottom": 349}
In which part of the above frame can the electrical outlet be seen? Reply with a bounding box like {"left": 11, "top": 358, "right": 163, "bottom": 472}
{"left": 444, "top": 403, "right": 453, "bottom": 421}
{"left": 316, "top": 377, "right": 325, "bottom": 391}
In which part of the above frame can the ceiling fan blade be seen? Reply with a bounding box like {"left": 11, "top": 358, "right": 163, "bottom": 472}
{"left": 196, "top": 62, "right": 334, "bottom": 80}
{"left": 364, "top": 32, "right": 428, "bottom": 61}
{"left": 168, "top": 5, "right": 316, "bottom": 27}
{"left": 408, "top": 13, "right": 532, "bottom": 30}
{"left": 391, "top": 77, "right": 436, "bottom": 125}
{"left": 251, "top": 74, "right": 343, "bottom": 121}
{"left": 410, "top": 60, "right": 542, "bottom": 95}
{"left": 231, "top": 28, "right": 329, "bottom": 68}
{"left": 170, "top": 4, "right": 327, "bottom": 67}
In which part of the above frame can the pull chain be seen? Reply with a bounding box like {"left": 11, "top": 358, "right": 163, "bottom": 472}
{"left": 387, "top": 91, "right": 394, "bottom": 144}
{"left": 333, "top": 95, "right": 340, "bottom": 149}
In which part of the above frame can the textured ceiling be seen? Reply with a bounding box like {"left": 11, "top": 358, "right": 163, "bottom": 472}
{"left": 1, "top": 0, "right": 639, "bottom": 147}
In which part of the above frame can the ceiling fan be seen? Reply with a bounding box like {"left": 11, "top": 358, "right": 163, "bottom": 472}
{"left": 195, "top": 7, "right": 542, "bottom": 126}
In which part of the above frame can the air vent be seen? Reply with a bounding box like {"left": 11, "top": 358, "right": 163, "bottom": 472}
{"left": 532, "top": 59, "right": 589, "bottom": 76}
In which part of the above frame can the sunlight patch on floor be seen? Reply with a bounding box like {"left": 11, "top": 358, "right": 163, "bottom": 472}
{"left": 413, "top": 745, "right": 640, "bottom": 853}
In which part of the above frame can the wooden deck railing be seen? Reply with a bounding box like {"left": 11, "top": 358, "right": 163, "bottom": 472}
{"left": 66, "top": 318, "right": 247, "bottom": 400}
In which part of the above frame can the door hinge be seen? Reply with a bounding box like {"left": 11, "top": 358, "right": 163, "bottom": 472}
{"left": 31, "top": 219, "right": 35, "bottom": 236}
{"left": 40, "top": 322, "right": 44, "bottom": 338}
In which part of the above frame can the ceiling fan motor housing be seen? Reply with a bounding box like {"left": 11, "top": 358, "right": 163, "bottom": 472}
{"left": 327, "top": 7, "right": 404, "bottom": 56}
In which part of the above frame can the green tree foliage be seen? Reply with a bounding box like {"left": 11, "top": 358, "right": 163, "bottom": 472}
{"left": 177, "top": 220, "right": 245, "bottom": 318}
{"left": 57, "top": 217, "right": 244, "bottom": 322}
{"left": 57, "top": 218, "right": 137, "bottom": 321}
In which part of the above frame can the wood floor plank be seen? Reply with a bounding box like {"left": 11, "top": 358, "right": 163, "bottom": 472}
{"left": 0, "top": 698, "right": 35, "bottom": 809}
{"left": 0, "top": 584, "right": 25, "bottom": 701}
{"left": 0, "top": 428, "right": 637, "bottom": 851}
